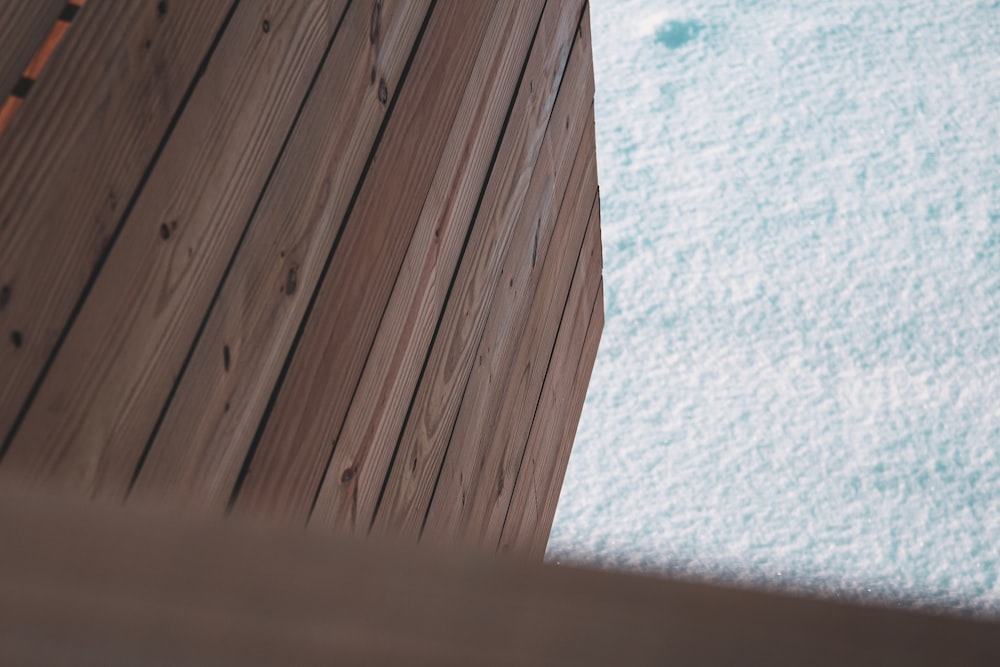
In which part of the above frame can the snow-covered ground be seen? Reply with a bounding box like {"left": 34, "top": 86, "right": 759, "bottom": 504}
{"left": 549, "top": 0, "right": 1000, "bottom": 613}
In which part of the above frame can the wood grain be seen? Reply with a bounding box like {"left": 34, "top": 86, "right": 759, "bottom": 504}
{"left": 530, "top": 236, "right": 603, "bottom": 558}
{"left": 499, "top": 246, "right": 604, "bottom": 559}
{"left": 21, "top": 16, "right": 71, "bottom": 81}
{"left": 496, "top": 170, "right": 601, "bottom": 556}
{"left": 422, "top": 23, "right": 596, "bottom": 547}
{"left": 128, "top": 0, "right": 430, "bottom": 513}
{"left": 425, "top": 115, "right": 598, "bottom": 549}
{"left": 2, "top": 490, "right": 998, "bottom": 666}
{"left": 308, "top": 0, "right": 546, "bottom": 534}
{"left": 1, "top": 0, "right": 345, "bottom": 501}
{"left": 0, "top": 0, "right": 606, "bottom": 563}
{"left": 370, "top": 0, "right": 588, "bottom": 540}
{"left": 0, "top": 1, "right": 233, "bottom": 454}
{"left": 0, "top": 0, "right": 64, "bottom": 102}
{"left": 231, "top": 0, "right": 498, "bottom": 523}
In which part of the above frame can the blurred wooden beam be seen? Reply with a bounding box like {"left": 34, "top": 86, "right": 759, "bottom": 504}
{"left": 1, "top": 491, "right": 997, "bottom": 665}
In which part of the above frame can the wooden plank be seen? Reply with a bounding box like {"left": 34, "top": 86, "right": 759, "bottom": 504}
{"left": 496, "top": 246, "right": 603, "bottom": 559}
{"left": 491, "top": 13, "right": 600, "bottom": 561}
{"left": 21, "top": 13, "right": 71, "bottom": 81}
{"left": 307, "top": 0, "right": 546, "bottom": 534}
{"left": 371, "top": 0, "right": 589, "bottom": 539}
{"left": 0, "top": 0, "right": 64, "bottom": 101}
{"left": 128, "top": 0, "right": 430, "bottom": 513}
{"left": 530, "top": 279, "right": 603, "bottom": 556}
{"left": 424, "top": 117, "right": 599, "bottom": 549}
{"left": 499, "top": 277, "right": 602, "bottom": 560}
{"left": 2, "top": 491, "right": 999, "bottom": 666}
{"left": 230, "top": 0, "right": 499, "bottom": 522}
{"left": 419, "top": 46, "right": 595, "bottom": 547}
{"left": 499, "top": 197, "right": 602, "bottom": 557}
{"left": 0, "top": 1, "right": 233, "bottom": 454}
{"left": 1, "top": 0, "right": 346, "bottom": 501}
{"left": 510, "top": 188, "right": 602, "bottom": 558}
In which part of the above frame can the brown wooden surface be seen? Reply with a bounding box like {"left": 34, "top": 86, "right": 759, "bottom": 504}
{"left": 128, "top": 0, "right": 429, "bottom": 513}
{"left": 21, "top": 16, "right": 71, "bottom": 81}
{"left": 232, "top": 0, "right": 499, "bottom": 523}
{"left": 307, "top": 0, "right": 546, "bottom": 534}
{"left": 425, "top": 48, "right": 597, "bottom": 549}
{"left": 0, "top": 0, "right": 64, "bottom": 101}
{"left": 1, "top": 0, "right": 605, "bottom": 559}
{"left": 528, "top": 239, "right": 604, "bottom": 558}
{"left": 511, "top": 275, "right": 605, "bottom": 558}
{"left": 418, "top": 62, "right": 596, "bottom": 545}
{"left": 0, "top": 97, "right": 22, "bottom": 136}
{"left": 426, "top": 123, "right": 599, "bottom": 549}
{"left": 485, "top": 148, "right": 600, "bottom": 553}
{"left": 372, "top": 0, "right": 588, "bottom": 540}
{"left": 2, "top": 491, "right": 998, "bottom": 666}
{"left": 3, "top": 0, "right": 346, "bottom": 501}
{"left": 0, "top": 0, "right": 233, "bottom": 454}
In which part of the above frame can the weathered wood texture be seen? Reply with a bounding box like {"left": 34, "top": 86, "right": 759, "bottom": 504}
{"left": 235, "top": 0, "right": 506, "bottom": 523}
{"left": 0, "top": 0, "right": 603, "bottom": 556}
{"left": 4, "top": 0, "right": 348, "bottom": 501}
{"left": 0, "top": 0, "right": 75, "bottom": 135}
{"left": 306, "top": 0, "right": 546, "bottom": 532}
{"left": 0, "top": 0, "right": 64, "bottom": 103}
{"left": 423, "top": 103, "right": 598, "bottom": 549}
{"left": 0, "top": 0, "right": 234, "bottom": 456}
{"left": 2, "top": 492, "right": 999, "bottom": 666}
{"left": 502, "top": 235, "right": 604, "bottom": 558}
{"left": 130, "top": 0, "right": 429, "bottom": 513}
{"left": 371, "top": 0, "right": 590, "bottom": 539}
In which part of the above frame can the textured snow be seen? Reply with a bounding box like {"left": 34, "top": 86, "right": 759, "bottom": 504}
{"left": 548, "top": 0, "right": 1000, "bottom": 613}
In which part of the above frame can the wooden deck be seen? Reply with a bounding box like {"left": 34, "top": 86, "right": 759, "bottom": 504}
{"left": 0, "top": 0, "right": 601, "bottom": 557}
